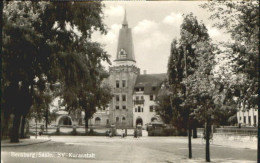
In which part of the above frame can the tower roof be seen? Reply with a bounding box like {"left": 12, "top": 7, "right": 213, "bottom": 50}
{"left": 122, "top": 8, "right": 128, "bottom": 26}
{"left": 115, "top": 10, "right": 135, "bottom": 62}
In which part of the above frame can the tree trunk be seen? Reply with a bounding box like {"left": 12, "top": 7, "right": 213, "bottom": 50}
{"left": 205, "top": 121, "right": 211, "bottom": 162}
{"left": 36, "top": 120, "right": 37, "bottom": 139}
{"left": 10, "top": 114, "right": 22, "bottom": 142}
{"left": 20, "top": 115, "right": 26, "bottom": 138}
{"left": 1, "top": 113, "right": 10, "bottom": 138}
{"left": 193, "top": 127, "right": 197, "bottom": 138}
{"left": 188, "top": 126, "right": 192, "bottom": 159}
{"left": 85, "top": 117, "right": 89, "bottom": 133}
{"left": 45, "top": 106, "right": 48, "bottom": 134}
{"left": 257, "top": 109, "right": 260, "bottom": 163}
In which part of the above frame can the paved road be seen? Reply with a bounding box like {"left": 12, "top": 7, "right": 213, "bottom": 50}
{"left": 1, "top": 136, "right": 257, "bottom": 163}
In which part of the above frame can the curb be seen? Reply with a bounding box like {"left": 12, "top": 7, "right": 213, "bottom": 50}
{"left": 1, "top": 139, "right": 51, "bottom": 147}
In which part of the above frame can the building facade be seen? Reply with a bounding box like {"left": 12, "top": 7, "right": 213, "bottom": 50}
{"left": 89, "top": 11, "right": 165, "bottom": 128}
{"left": 237, "top": 103, "right": 258, "bottom": 127}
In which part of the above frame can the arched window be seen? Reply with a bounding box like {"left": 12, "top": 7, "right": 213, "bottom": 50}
{"left": 95, "top": 117, "right": 101, "bottom": 125}
{"left": 116, "top": 117, "right": 120, "bottom": 123}
{"left": 122, "top": 117, "right": 126, "bottom": 121}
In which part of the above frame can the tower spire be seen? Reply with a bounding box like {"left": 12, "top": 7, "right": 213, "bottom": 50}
{"left": 115, "top": 8, "right": 135, "bottom": 64}
{"left": 122, "top": 8, "right": 128, "bottom": 27}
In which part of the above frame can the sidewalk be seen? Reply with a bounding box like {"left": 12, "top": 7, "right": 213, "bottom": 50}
{"left": 1, "top": 136, "right": 51, "bottom": 147}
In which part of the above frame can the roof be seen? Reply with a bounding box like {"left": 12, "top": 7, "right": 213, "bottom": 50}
{"left": 115, "top": 10, "right": 135, "bottom": 62}
{"left": 134, "top": 73, "right": 167, "bottom": 94}
{"left": 115, "top": 28, "right": 135, "bottom": 62}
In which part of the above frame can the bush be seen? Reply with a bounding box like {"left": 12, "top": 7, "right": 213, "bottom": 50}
{"left": 148, "top": 128, "right": 187, "bottom": 136}
{"left": 163, "top": 128, "right": 176, "bottom": 136}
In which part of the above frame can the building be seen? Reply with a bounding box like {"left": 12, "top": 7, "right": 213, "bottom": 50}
{"left": 236, "top": 103, "right": 258, "bottom": 127}
{"left": 133, "top": 73, "right": 166, "bottom": 126}
{"left": 89, "top": 10, "right": 166, "bottom": 128}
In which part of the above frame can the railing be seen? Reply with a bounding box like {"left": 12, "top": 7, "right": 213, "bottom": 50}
{"left": 134, "top": 100, "right": 145, "bottom": 105}
{"left": 197, "top": 127, "right": 257, "bottom": 137}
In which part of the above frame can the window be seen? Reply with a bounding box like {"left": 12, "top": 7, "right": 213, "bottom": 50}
{"left": 116, "top": 80, "right": 120, "bottom": 88}
{"left": 106, "top": 119, "right": 109, "bottom": 125}
{"left": 122, "top": 117, "right": 126, "bottom": 121}
{"left": 116, "top": 106, "right": 119, "bottom": 110}
{"left": 141, "top": 96, "right": 144, "bottom": 100}
{"left": 119, "top": 49, "right": 127, "bottom": 59}
{"left": 136, "top": 96, "right": 139, "bottom": 100}
{"left": 244, "top": 116, "right": 246, "bottom": 123}
{"left": 141, "top": 87, "right": 144, "bottom": 91}
{"left": 138, "top": 106, "right": 141, "bottom": 112}
{"left": 122, "top": 105, "right": 126, "bottom": 109}
{"left": 122, "top": 80, "right": 126, "bottom": 87}
{"left": 150, "top": 95, "right": 153, "bottom": 100}
{"left": 141, "top": 108, "right": 143, "bottom": 112}
{"left": 248, "top": 116, "right": 251, "bottom": 125}
{"left": 150, "top": 106, "right": 153, "bottom": 112}
{"left": 122, "top": 95, "right": 126, "bottom": 101}
{"left": 152, "top": 87, "right": 156, "bottom": 91}
{"left": 116, "top": 95, "right": 120, "bottom": 102}
{"left": 95, "top": 117, "right": 101, "bottom": 125}
{"left": 135, "top": 108, "right": 137, "bottom": 112}
{"left": 116, "top": 117, "right": 119, "bottom": 123}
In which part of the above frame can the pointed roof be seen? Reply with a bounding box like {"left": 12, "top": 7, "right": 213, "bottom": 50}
{"left": 115, "top": 9, "right": 135, "bottom": 62}
{"left": 122, "top": 8, "right": 128, "bottom": 26}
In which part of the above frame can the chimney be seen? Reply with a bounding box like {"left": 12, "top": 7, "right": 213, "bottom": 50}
{"left": 143, "top": 70, "right": 147, "bottom": 75}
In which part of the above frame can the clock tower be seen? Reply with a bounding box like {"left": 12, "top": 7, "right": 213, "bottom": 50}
{"left": 108, "top": 9, "right": 140, "bottom": 127}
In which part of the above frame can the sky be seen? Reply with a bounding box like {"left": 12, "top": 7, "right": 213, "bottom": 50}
{"left": 92, "top": 1, "right": 230, "bottom": 74}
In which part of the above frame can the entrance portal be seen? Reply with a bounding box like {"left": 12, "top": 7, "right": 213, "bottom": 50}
{"left": 59, "top": 116, "right": 72, "bottom": 125}
{"left": 136, "top": 117, "right": 143, "bottom": 126}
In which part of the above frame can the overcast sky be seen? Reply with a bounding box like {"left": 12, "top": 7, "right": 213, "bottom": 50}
{"left": 92, "top": 1, "right": 230, "bottom": 74}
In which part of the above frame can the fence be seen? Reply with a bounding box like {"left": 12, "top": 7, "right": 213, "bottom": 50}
{"left": 29, "top": 125, "right": 137, "bottom": 136}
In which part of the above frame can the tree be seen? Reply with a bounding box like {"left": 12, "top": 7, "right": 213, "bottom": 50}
{"left": 186, "top": 40, "right": 216, "bottom": 162}
{"left": 2, "top": 1, "right": 110, "bottom": 142}
{"left": 201, "top": 0, "right": 259, "bottom": 160}
{"left": 167, "top": 13, "right": 211, "bottom": 159}
{"left": 156, "top": 80, "right": 190, "bottom": 137}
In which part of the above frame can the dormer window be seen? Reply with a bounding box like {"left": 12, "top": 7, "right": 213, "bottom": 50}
{"left": 119, "top": 49, "right": 127, "bottom": 59}
{"left": 135, "top": 87, "right": 144, "bottom": 92}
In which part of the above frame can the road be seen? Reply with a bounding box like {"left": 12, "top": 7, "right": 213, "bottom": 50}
{"left": 1, "top": 136, "right": 257, "bottom": 163}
